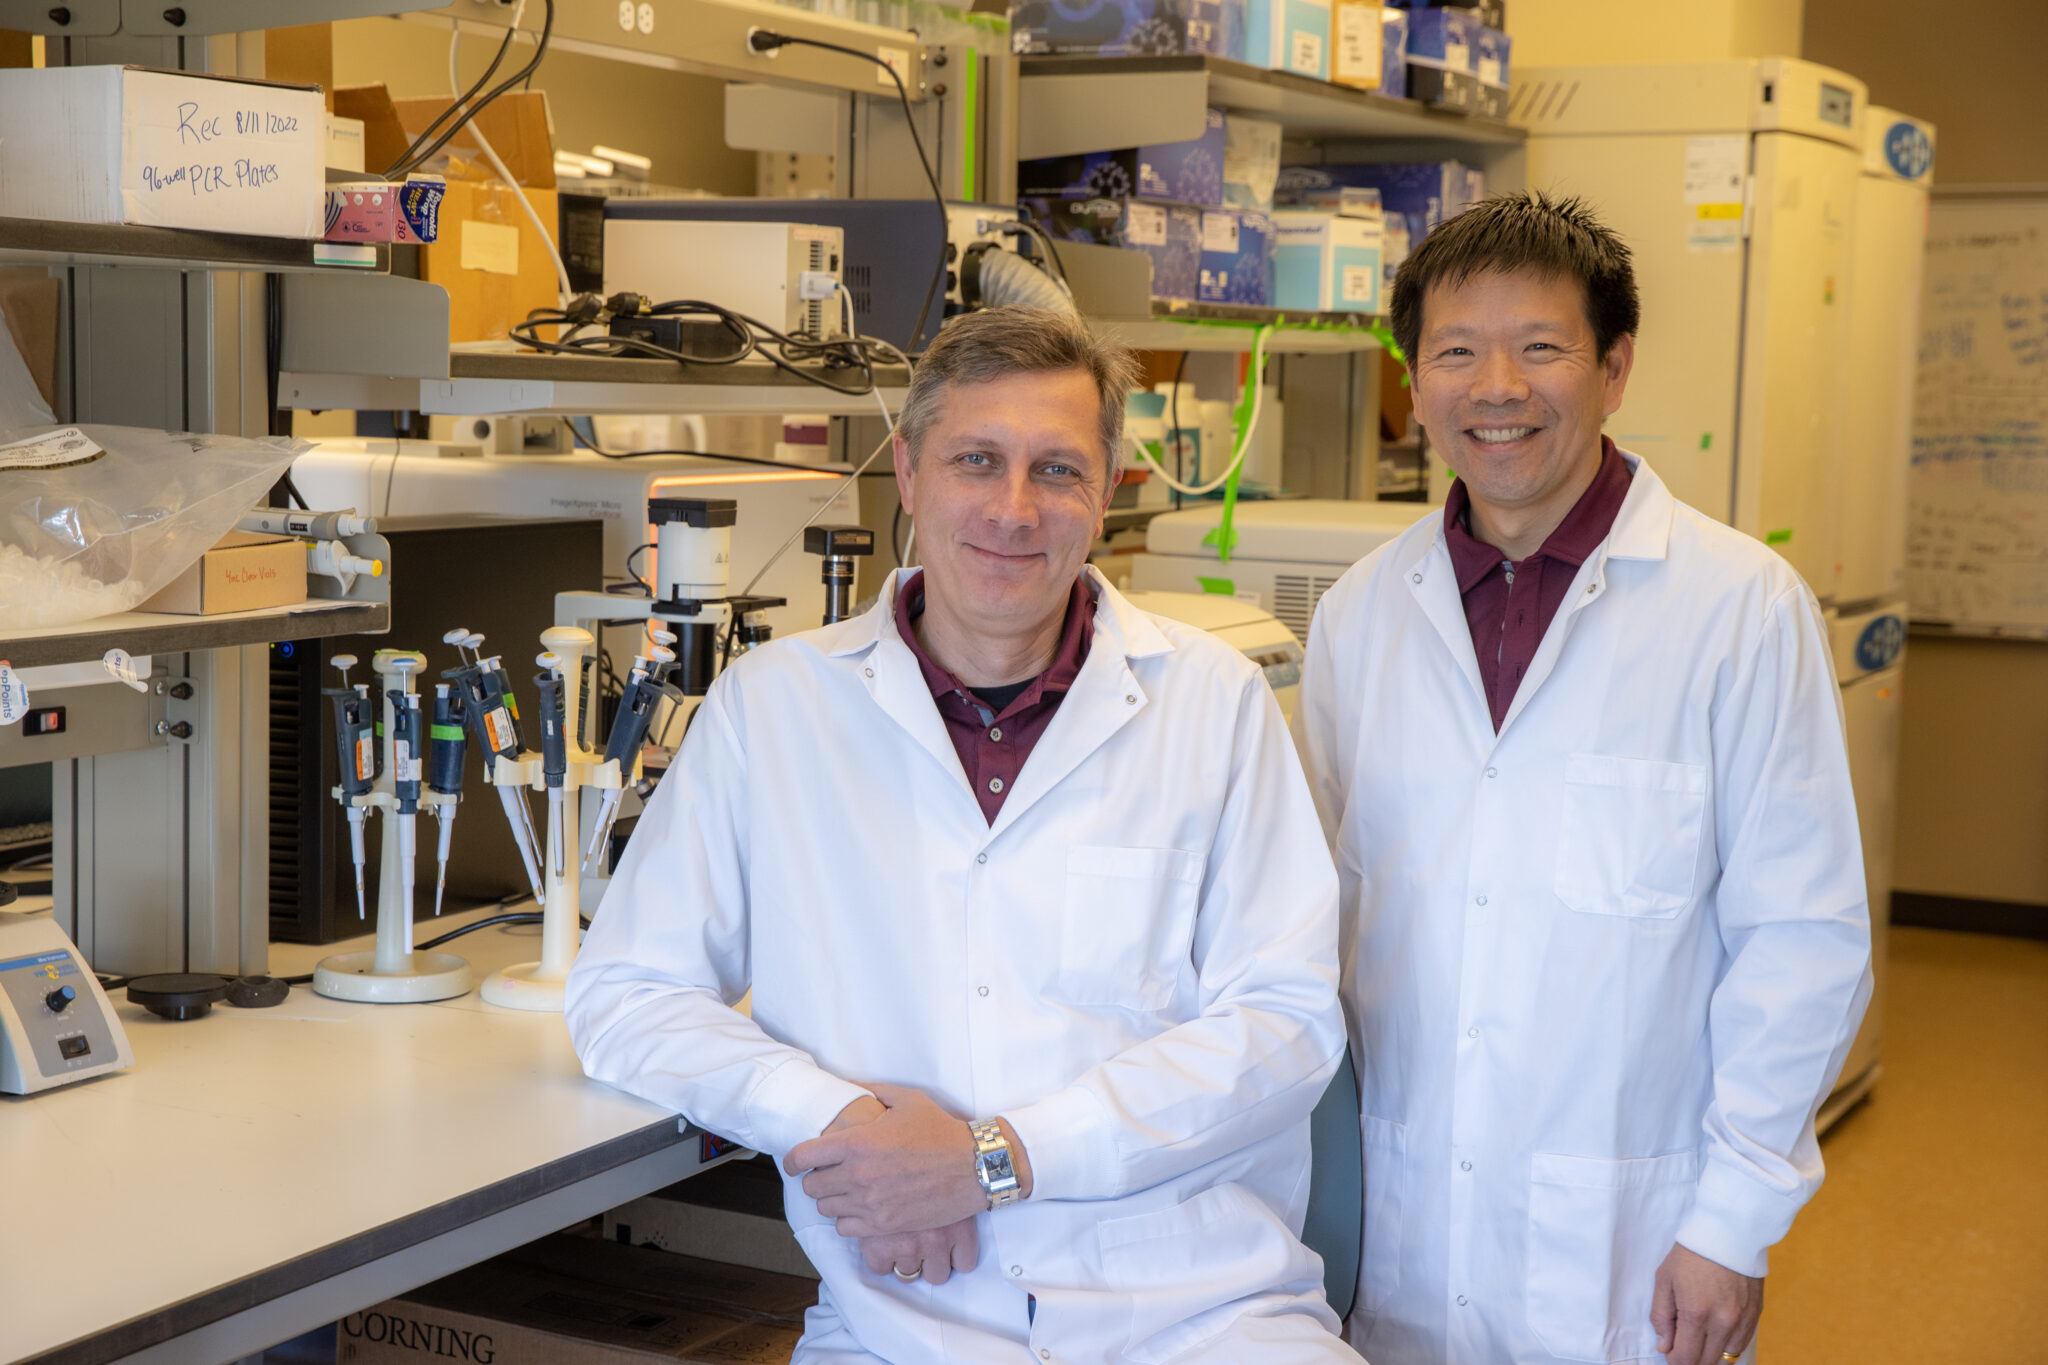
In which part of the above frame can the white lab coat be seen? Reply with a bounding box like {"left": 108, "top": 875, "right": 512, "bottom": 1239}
{"left": 1293, "top": 457, "right": 1873, "bottom": 1365}
{"left": 567, "top": 568, "right": 1352, "bottom": 1365}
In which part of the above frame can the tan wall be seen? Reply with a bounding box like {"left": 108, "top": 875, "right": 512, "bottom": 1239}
{"left": 1509, "top": 0, "right": 1803, "bottom": 66}
{"left": 331, "top": 17, "right": 756, "bottom": 194}
{"left": 1806, "top": 0, "right": 2048, "bottom": 909}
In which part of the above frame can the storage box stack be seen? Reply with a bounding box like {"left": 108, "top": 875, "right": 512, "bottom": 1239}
{"left": 1199, "top": 207, "right": 1277, "bottom": 305}
{"left": 1330, "top": 2, "right": 1409, "bottom": 94}
{"left": 1271, "top": 208, "right": 1384, "bottom": 314}
{"left": 1387, "top": 0, "right": 1508, "bottom": 114}
{"left": 1009, "top": 0, "right": 1247, "bottom": 59}
{"left": 1276, "top": 160, "right": 1483, "bottom": 252}
{"left": 1021, "top": 108, "right": 1230, "bottom": 301}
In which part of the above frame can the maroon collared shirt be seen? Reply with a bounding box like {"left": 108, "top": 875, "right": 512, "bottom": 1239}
{"left": 893, "top": 570, "right": 1096, "bottom": 823}
{"left": 1444, "top": 437, "right": 1633, "bottom": 731}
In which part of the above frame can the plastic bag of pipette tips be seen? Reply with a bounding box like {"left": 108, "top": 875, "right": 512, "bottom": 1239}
{"left": 0, "top": 424, "right": 309, "bottom": 629}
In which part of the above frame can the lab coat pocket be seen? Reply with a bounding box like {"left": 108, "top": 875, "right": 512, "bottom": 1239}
{"left": 1553, "top": 754, "right": 1709, "bottom": 919}
{"left": 1098, "top": 1181, "right": 1321, "bottom": 1364}
{"left": 1525, "top": 1147, "right": 1703, "bottom": 1363}
{"left": 1057, "top": 844, "right": 1204, "bottom": 1009}
{"left": 1358, "top": 1115, "right": 1408, "bottom": 1316}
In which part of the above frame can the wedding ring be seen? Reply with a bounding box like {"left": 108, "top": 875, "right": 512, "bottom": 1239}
{"left": 892, "top": 1264, "right": 921, "bottom": 1281}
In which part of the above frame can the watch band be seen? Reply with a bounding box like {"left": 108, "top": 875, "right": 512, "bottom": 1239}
{"left": 970, "top": 1118, "right": 1022, "bottom": 1209}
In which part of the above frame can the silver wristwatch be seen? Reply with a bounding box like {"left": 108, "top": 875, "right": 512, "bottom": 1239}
{"left": 970, "top": 1118, "right": 1022, "bottom": 1209}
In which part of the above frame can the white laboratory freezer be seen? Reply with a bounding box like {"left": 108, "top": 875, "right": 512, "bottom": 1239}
{"left": 1828, "top": 600, "right": 1907, "bottom": 1116}
{"left": 1514, "top": 59, "right": 1866, "bottom": 604}
{"left": 1839, "top": 108, "right": 1935, "bottom": 609}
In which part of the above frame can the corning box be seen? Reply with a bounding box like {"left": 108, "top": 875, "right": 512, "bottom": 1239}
{"left": 1275, "top": 161, "right": 1480, "bottom": 248}
{"left": 1020, "top": 106, "right": 1227, "bottom": 207}
{"left": 0, "top": 66, "right": 325, "bottom": 237}
{"left": 1023, "top": 195, "right": 1203, "bottom": 301}
{"left": 1009, "top": 0, "right": 1246, "bottom": 58}
{"left": 1271, "top": 210, "right": 1384, "bottom": 314}
{"left": 1199, "top": 208, "right": 1276, "bottom": 306}
{"left": 1246, "top": 0, "right": 1333, "bottom": 80}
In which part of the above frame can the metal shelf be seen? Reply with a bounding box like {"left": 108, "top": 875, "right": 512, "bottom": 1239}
{"left": 1098, "top": 302, "right": 1386, "bottom": 354}
{"left": 1, "top": 599, "right": 389, "bottom": 670}
{"left": 0, "top": 217, "right": 385, "bottom": 273}
{"left": 1019, "top": 55, "right": 1524, "bottom": 159}
{"left": 281, "top": 349, "right": 910, "bottom": 418}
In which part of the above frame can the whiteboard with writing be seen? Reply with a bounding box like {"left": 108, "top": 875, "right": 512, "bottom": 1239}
{"left": 1909, "top": 193, "right": 2048, "bottom": 637}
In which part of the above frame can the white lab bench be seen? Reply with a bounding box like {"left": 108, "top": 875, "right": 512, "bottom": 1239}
{"left": 0, "top": 905, "right": 736, "bottom": 1365}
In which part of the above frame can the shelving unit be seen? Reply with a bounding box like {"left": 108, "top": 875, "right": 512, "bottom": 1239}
{"left": 0, "top": 599, "right": 390, "bottom": 670}
{"left": 280, "top": 349, "right": 911, "bottom": 417}
{"left": 1019, "top": 55, "right": 1524, "bottom": 159}
{"left": 0, "top": 216, "right": 385, "bottom": 273}
{"left": 1101, "top": 301, "right": 1387, "bottom": 354}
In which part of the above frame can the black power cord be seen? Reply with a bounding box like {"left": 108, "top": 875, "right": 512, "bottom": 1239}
{"left": 747, "top": 29, "right": 950, "bottom": 349}
{"left": 387, "top": 0, "right": 556, "bottom": 180}
{"left": 1168, "top": 349, "right": 1189, "bottom": 511}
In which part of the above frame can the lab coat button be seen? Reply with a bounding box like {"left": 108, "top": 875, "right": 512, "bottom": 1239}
{"left": 976, "top": 853, "right": 988, "bottom": 864}
{"left": 1467, "top": 1027, "right": 1479, "bottom": 1039}
{"left": 1457, "top": 1295, "right": 1469, "bottom": 1307}
{"left": 978, "top": 985, "right": 990, "bottom": 997}
{"left": 1484, "top": 766, "right": 1497, "bottom": 778}
{"left": 1475, "top": 895, "right": 1487, "bottom": 906}
{"left": 1041, "top": 1352, "right": 1051, "bottom": 1361}
{"left": 1460, "top": 1160, "right": 1473, "bottom": 1171}
{"left": 863, "top": 667, "right": 875, "bottom": 678}
{"left": 1011, "top": 1265, "right": 1023, "bottom": 1276}
{"left": 1411, "top": 572, "right": 1423, "bottom": 583}
{"left": 1125, "top": 694, "right": 1137, "bottom": 705}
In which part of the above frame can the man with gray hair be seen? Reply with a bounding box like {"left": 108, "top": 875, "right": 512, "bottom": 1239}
{"left": 569, "top": 307, "right": 1357, "bottom": 1363}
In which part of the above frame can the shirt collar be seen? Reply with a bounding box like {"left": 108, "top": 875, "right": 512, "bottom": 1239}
{"left": 1441, "top": 435, "right": 1633, "bottom": 591}
{"left": 892, "top": 569, "right": 1096, "bottom": 711}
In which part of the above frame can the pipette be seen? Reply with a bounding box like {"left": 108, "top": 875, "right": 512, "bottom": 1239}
{"left": 427, "top": 681, "right": 467, "bottom": 916}
{"left": 324, "top": 654, "right": 376, "bottom": 919}
{"left": 534, "top": 655, "right": 569, "bottom": 880}
{"left": 387, "top": 658, "right": 425, "bottom": 915}
{"left": 582, "top": 635, "right": 681, "bottom": 874}
{"left": 443, "top": 639, "right": 546, "bottom": 907}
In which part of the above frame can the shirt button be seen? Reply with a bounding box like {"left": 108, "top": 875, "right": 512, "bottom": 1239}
{"left": 1460, "top": 1159, "right": 1473, "bottom": 1171}
{"left": 863, "top": 667, "right": 874, "bottom": 678}
{"left": 1041, "top": 1353, "right": 1051, "bottom": 1361}
{"left": 1410, "top": 572, "right": 1422, "bottom": 583}
{"left": 976, "top": 853, "right": 988, "bottom": 864}
{"left": 988, "top": 777, "right": 1004, "bottom": 794}
{"left": 1011, "top": 1265, "right": 1023, "bottom": 1276}
{"left": 1484, "top": 766, "right": 1497, "bottom": 778}
{"left": 1457, "top": 1294, "right": 1469, "bottom": 1307}
{"left": 1475, "top": 895, "right": 1487, "bottom": 906}
{"left": 1125, "top": 694, "right": 1137, "bottom": 705}
{"left": 990, "top": 727, "right": 1003, "bottom": 742}
{"left": 978, "top": 985, "right": 990, "bottom": 997}
{"left": 1467, "top": 1027, "right": 1480, "bottom": 1039}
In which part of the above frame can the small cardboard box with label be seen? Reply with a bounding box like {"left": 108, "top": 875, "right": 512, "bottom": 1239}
{"left": 1023, "top": 195, "right": 1203, "bottom": 301}
{"left": 336, "top": 85, "right": 561, "bottom": 344}
{"left": 1330, "top": 0, "right": 1386, "bottom": 91}
{"left": 1272, "top": 209, "right": 1384, "bottom": 314}
{"left": 334, "top": 1233, "right": 814, "bottom": 1365}
{"left": 1199, "top": 208, "right": 1276, "bottom": 306}
{"left": 1246, "top": 0, "right": 1332, "bottom": 80}
{"left": 1020, "top": 107, "right": 1227, "bottom": 208}
{"left": 140, "top": 532, "right": 307, "bottom": 616}
{"left": 0, "top": 66, "right": 324, "bottom": 237}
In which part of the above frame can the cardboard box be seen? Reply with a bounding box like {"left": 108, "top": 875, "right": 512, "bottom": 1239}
{"left": 1275, "top": 160, "right": 1480, "bottom": 249}
{"left": 1023, "top": 195, "right": 1202, "bottom": 301}
{"left": 327, "top": 114, "right": 366, "bottom": 172}
{"left": 0, "top": 269, "right": 60, "bottom": 414}
{"left": 335, "top": 1234, "right": 815, "bottom": 1365}
{"left": 1474, "top": 25, "right": 1512, "bottom": 117}
{"left": 1272, "top": 209, "right": 1384, "bottom": 314}
{"left": 0, "top": 66, "right": 325, "bottom": 238}
{"left": 1199, "top": 208, "right": 1276, "bottom": 306}
{"left": 1246, "top": 0, "right": 1332, "bottom": 79}
{"left": 265, "top": 23, "right": 335, "bottom": 112}
{"left": 1009, "top": 0, "right": 1246, "bottom": 59}
{"left": 334, "top": 86, "right": 562, "bottom": 343}
{"left": 1223, "top": 113, "right": 1281, "bottom": 212}
{"left": 1020, "top": 106, "right": 1227, "bottom": 208}
{"left": 1404, "top": 5, "right": 1476, "bottom": 76}
{"left": 140, "top": 533, "right": 307, "bottom": 615}
{"left": 1380, "top": 8, "right": 1408, "bottom": 97}
{"left": 1331, "top": 0, "right": 1386, "bottom": 91}
{"left": 1407, "top": 64, "right": 1480, "bottom": 111}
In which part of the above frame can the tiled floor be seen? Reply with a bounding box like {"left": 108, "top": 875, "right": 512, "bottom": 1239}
{"left": 1761, "top": 926, "right": 2048, "bottom": 1362}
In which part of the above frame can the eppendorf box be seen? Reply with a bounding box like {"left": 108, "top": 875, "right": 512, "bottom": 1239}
{"left": 0, "top": 66, "right": 325, "bottom": 238}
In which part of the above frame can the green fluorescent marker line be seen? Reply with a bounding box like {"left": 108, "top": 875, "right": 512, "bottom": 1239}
{"left": 960, "top": 48, "right": 978, "bottom": 200}
{"left": 1765, "top": 528, "right": 1794, "bottom": 545}
{"left": 1197, "top": 576, "right": 1237, "bottom": 595}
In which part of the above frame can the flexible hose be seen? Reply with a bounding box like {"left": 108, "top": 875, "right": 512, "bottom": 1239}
{"left": 976, "top": 250, "right": 1077, "bottom": 314}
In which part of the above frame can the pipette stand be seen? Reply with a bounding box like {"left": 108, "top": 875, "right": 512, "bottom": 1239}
{"left": 481, "top": 627, "right": 620, "bottom": 1012}
{"left": 314, "top": 649, "right": 474, "bottom": 1003}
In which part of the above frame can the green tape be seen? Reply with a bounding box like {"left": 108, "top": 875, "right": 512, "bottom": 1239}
{"left": 961, "top": 47, "right": 978, "bottom": 200}
{"left": 1699, "top": 431, "right": 1713, "bottom": 450}
{"left": 1196, "top": 576, "right": 1237, "bottom": 595}
{"left": 430, "top": 723, "right": 463, "bottom": 742}
{"left": 1764, "top": 528, "right": 1794, "bottom": 545}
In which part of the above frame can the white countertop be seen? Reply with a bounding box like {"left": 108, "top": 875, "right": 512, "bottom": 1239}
{"left": 1, "top": 905, "right": 686, "bottom": 1363}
